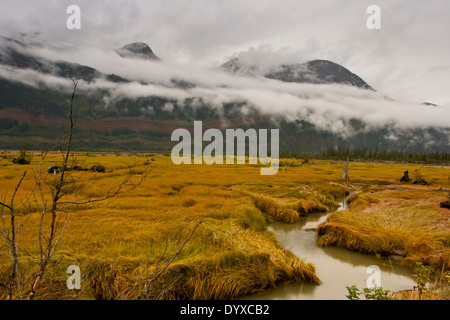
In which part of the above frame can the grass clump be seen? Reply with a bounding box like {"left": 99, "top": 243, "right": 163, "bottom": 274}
{"left": 346, "top": 193, "right": 379, "bottom": 211}
{"left": 151, "top": 250, "right": 320, "bottom": 300}
{"left": 312, "top": 183, "right": 350, "bottom": 200}
{"left": 242, "top": 183, "right": 346, "bottom": 224}
{"left": 317, "top": 189, "right": 450, "bottom": 272}
{"left": 251, "top": 195, "right": 300, "bottom": 224}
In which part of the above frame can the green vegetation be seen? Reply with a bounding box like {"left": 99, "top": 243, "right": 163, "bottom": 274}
{"left": 12, "top": 143, "right": 31, "bottom": 164}
{"left": 346, "top": 285, "right": 398, "bottom": 300}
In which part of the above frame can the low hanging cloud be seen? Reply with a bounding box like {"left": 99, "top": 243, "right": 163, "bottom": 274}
{"left": 1, "top": 37, "right": 449, "bottom": 140}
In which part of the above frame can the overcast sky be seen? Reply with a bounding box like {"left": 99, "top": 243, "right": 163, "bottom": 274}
{"left": 1, "top": 0, "right": 450, "bottom": 106}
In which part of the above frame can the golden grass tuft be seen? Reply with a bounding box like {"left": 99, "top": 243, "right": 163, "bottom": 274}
{"left": 318, "top": 189, "right": 450, "bottom": 272}
{"left": 149, "top": 249, "right": 320, "bottom": 300}
{"left": 241, "top": 184, "right": 344, "bottom": 224}
{"left": 346, "top": 193, "right": 379, "bottom": 211}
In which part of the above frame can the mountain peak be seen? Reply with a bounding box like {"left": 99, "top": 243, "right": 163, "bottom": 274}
{"left": 117, "top": 42, "right": 160, "bottom": 61}
{"left": 222, "top": 57, "right": 374, "bottom": 90}
{"left": 421, "top": 102, "right": 440, "bottom": 107}
{"left": 266, "top": 59, "right": 374, "bottom": 90}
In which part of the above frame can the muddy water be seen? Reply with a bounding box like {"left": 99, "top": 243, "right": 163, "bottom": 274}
{"left": 243, "top": 195, "right": 416, "bottom": 300}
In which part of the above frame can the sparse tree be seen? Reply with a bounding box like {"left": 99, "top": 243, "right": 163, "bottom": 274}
{"left": 0, "top": 171, "right": 29, "bottom": 299}
{"left": 1, "top": 76, "right": 149, "bottom": 300}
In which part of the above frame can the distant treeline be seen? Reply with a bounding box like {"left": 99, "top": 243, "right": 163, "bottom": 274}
{"left": 320, "top": 147, "right": 449, "bottom": 164}
{"left": 1, "top": 117, "right": 449, "bottom": 163}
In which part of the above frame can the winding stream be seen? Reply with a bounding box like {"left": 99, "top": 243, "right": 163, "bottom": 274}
{"left": 244, "top": 194, "right": 416, "bottom": 300}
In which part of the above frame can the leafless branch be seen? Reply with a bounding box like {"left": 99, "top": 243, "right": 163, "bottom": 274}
{"left": 28, "top": 77, "right": 78, "bottom": 300}
{"left": 140, "top": 189, "right": 232, "bottom": 298}
{"left": 57, "top": 167, "right": 150, "bottom": 206}
{"left": 0, "top": 202, "right": 13, "bottom": 212}
{"left": 26, "top": 76, "right": 150, "bottom": 300}
{"left": 2, "top": 74, "right": 152, "bottom": 300}
{"left": 49, "top": 200, "right": 75, "bottom": 258}
{"left": 0, "top": 171, "right": 28, "bottom": 300}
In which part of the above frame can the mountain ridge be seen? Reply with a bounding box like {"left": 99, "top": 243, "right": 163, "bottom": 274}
{"left": 221, "top": 57, "right": 374, "bottom": 90}
{"left": 0, "top": 36, "right": 448, "bottom": 153}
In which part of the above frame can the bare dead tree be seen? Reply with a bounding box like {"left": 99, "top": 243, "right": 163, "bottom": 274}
{"left": 2, "top": 74, "right": 231, "bottom": 301}
{"left": 26, "top": 77, "right": 79, "bottom": 300}
{"left": 27, "top": 76, "right": 150, "bottom": 300}
{"left": 1, "top": 76, "right": 150, "bottom": 300}
{"left": 0, "top": 172, "right": 27, "bottom": 300}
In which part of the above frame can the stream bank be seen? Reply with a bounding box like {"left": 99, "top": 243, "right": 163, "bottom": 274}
{"left": 243, "top": 195, "right": 416, "bottom": 300}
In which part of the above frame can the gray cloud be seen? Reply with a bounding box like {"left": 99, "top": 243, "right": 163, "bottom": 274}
{"left": 1, "top": 0, "right": 450, "bottom": 134}
{"left": 2, "top": 37, "right": 449, "bottom": 140}
{"left": 1, "top": 0, "right": 449, "bottom": 107}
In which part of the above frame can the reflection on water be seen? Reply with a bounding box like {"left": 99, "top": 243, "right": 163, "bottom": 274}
{"left": 243, "top": 196, "right": 416, "bottom": 300}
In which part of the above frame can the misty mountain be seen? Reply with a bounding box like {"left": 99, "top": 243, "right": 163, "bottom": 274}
{"left": 0, "top": 37, "right": 131, "bottom": 84}
{"left": 222, "top": 58, "right": 374, "bottom": 90}
{"left": 116, "top": 42, "right": 161, "bottom": 61}
{"left": 0, "top": 36, "right": 448, "bottom": 154}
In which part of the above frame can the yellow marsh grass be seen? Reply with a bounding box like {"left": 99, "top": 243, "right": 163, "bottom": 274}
{"left": 1, "top": 153, "right": 449, "bottom": 299}
{"left": 0, "top": 153, "right": 325, "bottom": 300}
{"left": 318, "top": 190, "right": 450, "bottom": 271}
{"left": 237, "top": 183, "right": 347, "bottom": 224}
{"left": 346, "top": 192, "right": 380, "bottom": 211}
{"left": 247, "top": 193, "right": 330, "bottom": 224}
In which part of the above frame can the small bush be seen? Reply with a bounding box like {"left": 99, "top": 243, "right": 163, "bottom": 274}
{"left": 90, "top": 164, "right": 106, "bottom": 173}
{"left": 346, "top": 285, "right": 398, "bottom": 300}
{"left": 182, "top": 199, "right": 197, "bottom": 207}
